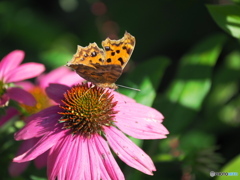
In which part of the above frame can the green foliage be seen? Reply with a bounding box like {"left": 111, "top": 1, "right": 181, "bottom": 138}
{"left": 207, "top": 4, "right": 240, "bottom": 39}
{"left": 232, "top": 0, "right": 240, "bottom": 5}
{"left": 217, "top": 155, "right": 240, "bottom": 180}
{"left": 119, "top": 56, "right": 170, "bottom": 106}
{"left": 155, "top": 33, "right": 227, "bottom": 134}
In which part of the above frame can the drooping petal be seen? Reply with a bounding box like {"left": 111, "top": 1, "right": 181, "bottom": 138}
{"left": 48, "top": 134, "right": 76, "bottom": 180}
{"left": 4, "top": 62, "right": 45, "bottom": 83}
{"left": 0, "top": 50, "right": 24, "bottom": 80}
{"left": 48, "top": 135, "right": 87, "bottom": 180}
{"left": 9, "top": 138, "right": 37, "bottom": 176}
{"left": 9, "top": 161, "right": 30, "bottom": 177}
{"left": 15, "top": 106, "right": 62, "bottom": 140}
{"left": 94, "top": 135, "right": 124, "bottom": 180}
{"left": 7, "top": 87, "right": 36, "bottom": 106}
{"left": 83, "top": 137, "right": 91, "bottom": 180}
{"left": 105, "top": 126, "right": 156, "bottom": 175}
{"left": 98, "top": 155, "right": 112, "bottom": 180}
{"left": 0, "top": 107, "right": 18, "bottom": 127}
{"left": 114, "top": 102, "right": 169, "bottom": 139}
{"left": 34, "top": 149, "right": 48, "bottom": 169}
{"left": 85, "top": 136, "right": 100, "bottom": 180}
{"left": 67, "top": 136, "right": 83, "bottom": 180}
{"left": 13, "top": 128, "right": 67, "bottom": 163}
{"left": 46, "top": 83, "right": 70, "bottom": 104}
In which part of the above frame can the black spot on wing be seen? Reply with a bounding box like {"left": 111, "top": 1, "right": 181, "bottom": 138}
{"left": 105, "top": 46, "right": 111, "bottom": 51}
{"left": 91, "top": 51, "right": 97, "bottom": 57}
{"left": 118, "top": 57, "right": 124, "bottom": 65}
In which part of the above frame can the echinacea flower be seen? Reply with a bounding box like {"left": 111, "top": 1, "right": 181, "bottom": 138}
{"left": 13, "top": 83, "right": 169, "bottom": 180}
{"left": 16, "top": 66, "right": 84, "bottom": 115}
{"left": 8, "top": 66, "right": 84, "bottom": 177}
{"left": 0, "top": 50, "right": 45, "bottom": 107}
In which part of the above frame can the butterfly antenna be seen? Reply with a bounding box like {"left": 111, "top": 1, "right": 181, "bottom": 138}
{"left": 116, "top": 84, "right": 141, "bottom": 91}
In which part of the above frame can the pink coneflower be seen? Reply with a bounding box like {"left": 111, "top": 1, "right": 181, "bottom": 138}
{"left": 16, "top": 66, "right": 84, "bottom": 115}
{"left": 8, "top": 66, "right": 84, "bottom": 177}
{"left": 0, "top": 50, "right": 45, "bottom": 107}
{"left": 13, "top": 83, "right": 169, "bottom": 180}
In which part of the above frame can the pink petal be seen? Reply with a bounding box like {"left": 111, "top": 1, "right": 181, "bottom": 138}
{"left": 0, "top": 107, "right": 18, "bottom": 127}
{"left": 15, "top": 106, "right": 62, "bottom": 140}
{"left": 9, "top": 161, "right": 30, "bottom": 177}
{"left": 38, "top": 66, "right": 83, "bottom": 88}
{"left": 85, "top": 137, "right": 100, "bottom": 180}
{"left": 4, "top": 62, "right": 45, "bottom": 83}
{"left": 57, "top": 71, "right": 84, "bottom": 86}
{"left": 38, "top": 67, "right": 70, "bottom": 88}
{"left": 0, "top": 93, "right": 10, "bottom": 107}
{"left": 34, "top": 149, "right": 48, "bottom": 169}
{"left": 9, "top": 139, "right": 36, "bottom": 176}
{"left": 112, "top": 91, "right": 136, "bottom": 104}
{"left": 105, "top": 126, "right": 156, "bottom": 175}
{"left": 94, "top": 135, "right": 124, "bottom": 180}
{"left": 13, "top": 128, "right": 67, "bottom": 163}
{"left": 48, "top": 135, "right": 102, "bottom": 180}
{"left": 7, "top": 87, "right": 36, "bottom": 106}
{"left": 0, "top": 50, "right": 24, "bottom": 80}
{"left": 83, "top": 138, "right": 91, "bottom": 180}
{"left": 48, "top": 135, "right": 76, "bottom": 180}
{"left": 48, "top": 135, "right": 85, "bottom": 180}
{"left": 98, "top": 156, "right": 112, "bottom": 180}
{"left": 46, "top": 83, "right": 70, "bottom": 104}
{"left": 62, "top": 136, "right": 82, "bottom": 180}
{"left": 114, "top": 102, "right": 169, "bottom": 139}
{"left": 67, "top": 136, "right": 84, "bottom": 180}
{"left": 15, "top": 81, "right": 35, "bottom": 91}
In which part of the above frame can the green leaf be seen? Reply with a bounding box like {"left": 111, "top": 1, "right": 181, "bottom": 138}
{"left": 158, "top": 33, "right": 227, "bottom": 134}
{"left": 207, "top": 5, "right": 240, "bottom": 39}
{"left": 119, "top": 56, "right": 170, "bottom": 106}
{"left": 40, "top": 50, "right": 72, "bottom": 68}
{"left": 180, "top": 131, "right": 215, "bottom": 153}
{"left": 217, "top": 155, "right": 240, "bottom": 180}
{"left": 30, "top": 176, "right": 47, "bottom": 180}
{"left": 204, "top": 51, "right": 240, "bottom": 127}
{"left": 232, "top": 0, "right": 240, "bottom": 5}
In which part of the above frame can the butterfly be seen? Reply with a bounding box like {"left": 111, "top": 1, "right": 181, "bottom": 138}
{"left": 66, "top": 32, "right": 135, "bottom": 89}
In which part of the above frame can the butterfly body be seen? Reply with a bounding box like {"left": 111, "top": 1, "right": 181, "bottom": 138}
{"left": 67, "top": 32, "right": 135, "bottom": 89}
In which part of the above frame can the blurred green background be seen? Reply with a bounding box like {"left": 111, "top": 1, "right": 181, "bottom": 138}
{"left": 0, "top": 0, "right": 240, "bottom": 179}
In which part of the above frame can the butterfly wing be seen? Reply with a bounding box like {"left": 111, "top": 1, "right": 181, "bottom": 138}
{"left": 101, "top": 32, "right": 135, "bottom": 69}
{"left": 67, "top": 43, "right": 105, "bottom": 68}
{"left": 67, "top": 32, "right": 135, "bottom": 89}
{"left": 67, "top": 43, "right": 109, "bottom": 84}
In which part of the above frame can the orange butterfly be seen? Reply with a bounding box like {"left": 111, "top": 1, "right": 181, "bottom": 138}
{"left": 66, "top": 32, "right": 135, "bottom": 89}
